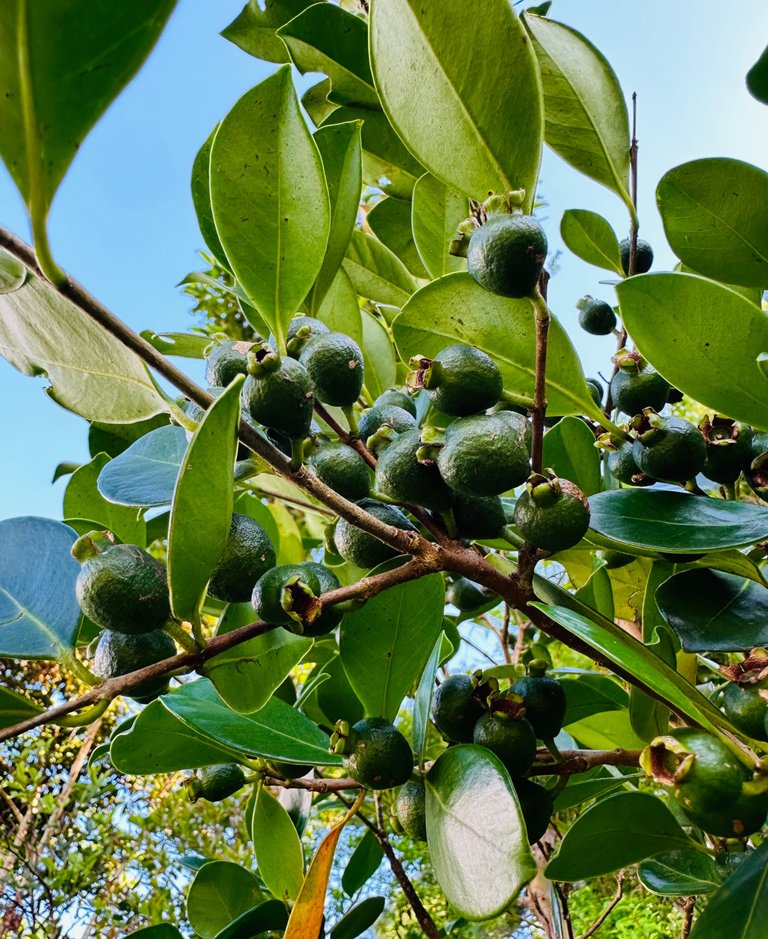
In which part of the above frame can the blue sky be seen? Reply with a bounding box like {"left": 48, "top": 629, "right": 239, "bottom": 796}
{"left": 0, "top": 1, "right": 766, "bottom": 520}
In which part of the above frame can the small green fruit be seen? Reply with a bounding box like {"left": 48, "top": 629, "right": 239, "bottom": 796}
{"left": 512, "top": 661, "right": 566, "bottom": 740}
{"left": 309, "top": 442, "right": 372, "bottom": 500}
{"left": 187, "top": 764, "right": 246, "bottom": 803}
{"left": 722, "top": 679, "right": 768, "bottom": 741}
{"left": 514, "top": 474, "right": 590, "bottom": 553}
{"left": 410, "top": 344, "right": 502, "bottom": 416}
{"left": 374, "top": 428, "right": 454, "bottom": 511}
{"left": 700, "top": 416, "right": 753, "bottom": 485}
{"left": 620, "top": 237, "right": 654, "bottom": 275}
{"left": 335, "top": 717, "right": 413, "bottom": 790}
{"left": 745, "top": 431, "right": 768, "bottom": 501}
{"left": 251, "top": 564, "right": 321, "bottom": 631}
{"left": 93, "top": 628, "right": 176, "bottom": 701}
{"left": 473, "top": 708, "right": 537, "bottom": 777}
{"left": 299, "top": 332, "right": 365, "bottom": 407}
{"left": 286, "top": 314, "right": 329, "bottom": 355}
{"left": 266, "top": 761, "right": 313, "bottom": 779}
{"left": 396, "top": 777, "right": 427, "bottom": 842}
{"left": 610, "top": 350, "right": 670, "bottom": 416}
{"left": 431, "top": 674, "right": 485, "bottom": 744}
{"left": 513, "top": 778, "right": 554, "bottom": 844}
{"left": 296, "top": 561, "right": 342, "bottom": 638}
{"left": 607, "top": 442, "right": 654, "bottom": 487}
{"left": 334, "top": 499, "right": 416, "bottom": 570}
{"left": 682, "top": 788, "right": 768, "bottom": 838}
{"left": 586, "top": 377, "right": 603, "bottom": 408}
{"left": 205, "top": 340, "right": 253, "bottom": 388}
{"left": 577, "top": 296, "right": 616, "bottom": 336}
{"left": 467, "top": 213, "right": 547, "bottom": 298}
{"left": 359, "top": 404, "right": 417, "bottom": 447}
{"left": 374, "top": 388, "right": 417, "bottom": 417}
{"left": 242, "top": 345, "right": 315, "bottom": 439}
{"left": 208, "top": 513, "right": 276, "bottom": 603}
{"left": 446, "top": 577, "right": 494, "bottom": 612}
{"left": 73, "top": 535, "right": 170, "bottom": 635}
{"left": 452, "top": 493, "right": 507, "bottom": 539}
{"left": 437, "top": 411, "right": 531, "bottom": 497}
{"left": 631, "top": 411, "right": 706, "bottom": 482}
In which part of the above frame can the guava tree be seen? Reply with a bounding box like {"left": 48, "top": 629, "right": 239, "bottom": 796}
{"left": 1, "top": 2, "right": 768, "bottom": 938}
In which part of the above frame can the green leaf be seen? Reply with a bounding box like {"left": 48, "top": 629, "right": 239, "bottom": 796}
{"left": 0, "top": 273, "right": 165, "bottom": 423}
{"left": 368, "top": 197, "right": 429, "bottom": 279}
{"left": 638, "top": 849, "right": 720, "bottom": 896}
{"left": 316, "top": 269, "right": 363, "bottom": 348}
{"left": 560, "top": 673, "right": 626, "bottom": 725}
{"left": 341, "top": 829, "right": 383, "bottom": 897}
{"left": 655, "top": 568, "right": 768, "bottom": 653}
{"left": 0, "top": 248, "right": 26, "bottom": 294}
{"left": 543, "top": 417, "right": 602, "bottom": 496}
{"left": 589, "top": 489, "right": 768, "bottom": 554}
{"left": 278, "top": 4, "right": 377, "bottom": 109}
{"left": 310, "top": 121, "right": 363, "bottom": 311}
{"left": 251, "top": 785, "right": 304, "bottom": 901}
{"left": 531, "top": 602, "right": 738, "bottom": 741}
{"left": 574, "top": 564, "right": 614, "bottom": 620}
{"left": 330, "top": 897, "right": 386, "bottom": 939}
{"left": 411, "top": 173, "right": 468, "bottom": 280}
{"left": 163, "top": 679, "right": 343, "bottom": 766}
{"left": 425, "top": 745, "right": 536, "bottom": 921}
{"left": 371, "top": 0, "right": 543, "bottom": 207}
{"left": 97, "top": 426, "right": 187, "bottom": 507}
{"left": 303, "top": 653, "right": 365, "bottom": 729}
{"left": 89, "top": 415, "right": 170, "bottom": 460}
{"left": 206, "top": 603, "right": 312, "bottom": 713}
{"left": 0, "top": 685, "right": 42, "bottom": 729}
{"left": 191, "top": 127, "right": 229, "bottom": 269}
{"left": 110, "top": 693, "right": 241, "bottom": 775}
{"left": 657, "top": 159, "right": 768, "bottom": 287}
{"left": 554, "top": 767, "right": 640, "bottom": 812}
{"left": 0, "top": 0, "right": 175, "bottom": 216}
{"left": 360, "top": 310, "right": 397, "bottom": 400}
{"left": 523, "top": 15, "right": 631, "bottom": 208}
{"left": 747, "top": 43, "right": 768, "bottom": 105}
{"left": 688, "top": 841, "right": 768, "bottom": 938}
{"left": 221, "top": 0, "right": 313, "bottom": 64}
{"left": 211, "top": 901, "right": 289, "bottom": 939}
{"left": 343, "top": 229, "right": 417, "bottom": 308}
{"left": 546, "top": 792, "right": 695, "bottom": 881}
{"left": 0, "top": 517, "right": 81, "bottom": 660}
{"left": 140, "top": 330, "right": 212, "bottom": 359}
{"left": 616, "top": 272, "right": 768, "bottom": 432}
{"left": 168, "top": 378, "right": 242, "bottom": 623}
{"left": 64, "top": 454, "right": 145, "bottom": 546}
{"left": 629, "top": 625, "right": 675, "bottom": 742}
{"left": 567, "top": 710, "right": 646, "bottom": 751}
{"left": 322, "top": 105, "right": 425, "bottom": 199}
{"left": 413, "top": 633, "right": 443, "bottom": 765}
{"left": 340, "top": 573, "right": 444, "bottom": 721}
{"left": 560, "top": 209, "right": 623, "bottom": 275}
{"left": 124, "top": 927, "right": 183, "bottom": 939}
{"left": 210, "top": 66, "right": 330, "bottom": 350}
{"left": 187, "top": 861, "right": 263, "bottom": 939}
{"left": 393, "top": 273, "right": 600, "bottom": 419}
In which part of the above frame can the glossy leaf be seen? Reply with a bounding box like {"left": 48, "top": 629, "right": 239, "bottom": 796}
{"left": 97, "top": 426, "right": 187, "bottom": 507}
{"left": 88, "top": 415, "right": 170, "bottom": 460}
{"left": 191, "top": 127, "right": 229, "bottom": 268}
{"left": 124, "top": 927, "right": 182, "bottom": 939}
{"left": 411, "top": 173, "right": 467, "bottom": 279}
{"left": 657, "top": 159, "right": 768, "bottom": 287}
{"left": 413, "top": 633, "right": 443, "bottom": 765}
{"left": 210, "top": 66, "right": 329, "bottom": 349}
{"left": 394, "top": 273, "right": 601, "bottom": 419}
{"left": 559, "top": 673, "right": 626, "bottom": 725}
{"left": 206, "top": 603, "right": 312, "bottom": 713}
{"left": 343, "top": 229, "right": 417, "bottom": 308}
{"left": 163, "top": 679, "right": 343, "bottom": 766}
{"left": 566, "top": 710, "right": 646, "bottom": 751}
{"left": 656, "top": 568, "right": 768, "bottom": 653}
{"left": 187, "top": 861, "right": 263, "bottom": 939}
{"left": 210, "top": 900, "right": 289, "bottom": 939}
{"left": 0, "top": 0, "right": 175, "bottom": 215}
{"left": 168, "top": 378, "right": 242, "bottom": 622}
{"left": 310, "top": 121, "right": 363, "bottom": 311}
{"left": 0, "top": 685, "right": 42, "bottom": 729}
{"left": 64, "top": 454, "right": 145, "bottom": 546}
{"left": 523, "top": 15, "right": 631, "bottom": 207}
{"left": 638, "top": 849, "right": 720, "bottom": 896}
{"left": 360, "top": 309, "right": 397, "bottom": 400}
{"left": 589, "top": 489, "right": 768, "bottom": 554}
{"left": 341, "top": 830, "right": 383, "bottom": 897}
{"left": 546, "top": 792, "right": 694, "bottom": 881}
{"left": 331, "top": 897, "right": 386, "bottom": 939}
{"left": 688, "top": 841, "right": 768, "bottom": 938}
{"left": 368, "top": 197, "right": 428, "bottom": 279}
{"left": 110, "top": 694, "right": 241, "bottom": 775}
{"left": 554, "top": 767, "right": 640, "bottom": 812}
{"left": 574, "top": 564, "right": 614, "bottom": 621}
{"left": 629, "top": 625, "right": 675, "bottom": 742}
{"left": 747, "top": 43, "right": 768, "bottom": 104}
{"left": 531, "top": 602, "right": 737, "bottom": 740}
{"left": 251, "top": 785, "right": 304, "bottom": 901}
{"left": 278, "top": 4, "right": 377, "bottom": 109}
{"left": 543, "top": 417, "right": 602, "bottom": 496}
{"left": 371, "top": 0, "right": 543, "bottom": 206}
{"left": 616, "top": 272, "right": 768, "bottom": 432}
{"left": 560, "top": 209, "right": 623, "bottom": 275}
{"left": 0, "top": 273, "right": 165, "bottom": 423}
{"left": 140, "top": 330, "right": 211, "bottom": 360}
{"left": 0, "top": 517, "right": 81, "bottom": 660}
{"left": 0, "top": 249, "right": 26, "bottom": 293}
{"left": 340, "top": 573, "right": 444, "bottom": 721}
{"left": 317, "top": 269, "right": 363, "bottom": 347}
{"left": 425, "top": 745, "right": 536, "bottom": 920}
{"left": 221, "top": 0, "right": 313, "bottom": 64}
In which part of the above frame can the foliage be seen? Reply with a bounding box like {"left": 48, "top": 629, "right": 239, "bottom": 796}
{"left": 1, "top": 2, "right": 768, "bottom": 939}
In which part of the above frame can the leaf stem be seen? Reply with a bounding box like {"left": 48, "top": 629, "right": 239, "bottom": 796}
{"left": 163, "top": 619, "right": 199, "bottom": 653}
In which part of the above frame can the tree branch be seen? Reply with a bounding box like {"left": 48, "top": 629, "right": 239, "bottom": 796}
{"left": 577, "top": 871, "right": 624, "bottom": 939}
{"left": 529, "top": 748, "right": 642, "bottom": 776}
{"left": 529, "top": 272, "right": 551, "bottom": 476}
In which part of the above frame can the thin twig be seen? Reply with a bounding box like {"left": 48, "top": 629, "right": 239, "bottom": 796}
{"left": 679, "top": 897, "right": 695, "bottom": 939}
{"left": 578, "top": 871, "right": 625, "bottom": 939}
{"left": 528, "top": 272, "right": 551, "bottom": 476}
